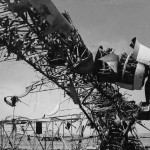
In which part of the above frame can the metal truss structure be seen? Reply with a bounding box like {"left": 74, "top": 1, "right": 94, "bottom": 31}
{"left": 0, "top": 113, "right": 99, "bottom": 150}
{"left": 0, "top": 0, "right": 149, "bottom": 149}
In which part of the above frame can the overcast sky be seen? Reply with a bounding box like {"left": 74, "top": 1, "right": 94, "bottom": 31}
{"left": 0, "top": 0, "right": 150, "bottom": 132}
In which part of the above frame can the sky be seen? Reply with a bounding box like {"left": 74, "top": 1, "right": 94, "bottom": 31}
{"left": 0, "top": 0, "right": 150, "bottom": 133}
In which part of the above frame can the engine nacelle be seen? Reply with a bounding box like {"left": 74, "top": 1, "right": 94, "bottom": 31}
{"left": 133, "top": 62, "right": 145, "bottom": 90}
{"left": 94, "top": 46, "right": 146, "bottom": 90}
{"left": 116, "top": 58, "right": 146, "bottom": 90}
{"left": 130, "top": 37, "right": 150, "bottom": 66}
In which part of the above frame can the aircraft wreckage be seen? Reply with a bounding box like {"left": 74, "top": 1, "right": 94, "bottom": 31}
{"left": 0, "top": 0, "right": 150, "bottom": 149}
